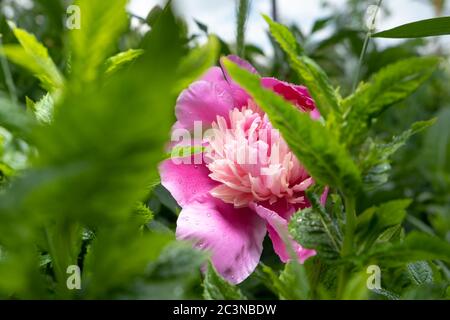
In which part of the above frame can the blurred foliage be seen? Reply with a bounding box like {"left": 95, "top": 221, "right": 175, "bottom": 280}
{"left": 0, "top": 0, "right": 449, "bottom": 300}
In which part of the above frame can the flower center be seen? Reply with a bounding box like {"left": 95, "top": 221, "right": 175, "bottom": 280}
{"left": 204, "top": 103, "right": 313, "bottom": 208}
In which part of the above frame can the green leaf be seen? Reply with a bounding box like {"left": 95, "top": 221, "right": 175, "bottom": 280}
{"left": 167, "top": 145, "right": 205, "bottom": 159}
{"left": 175, "top": 35, "right": 220, "bottom": 91}
{"left": 194, "top": 19, "right": 209, "bottom": 34}
{"left": 365, "top": 232, "right": 450, "bottom": 265}
{"left": 223, "top": 58, "right": 361, "bottom": 194}
{"left": 422, "top": 108, "right": 450, "bottom": 191}
{"left": 83, "top": 229, "right": 173, "bottom": 298}
{"left": 372, "top": 17, "right": 450, "bottom": 38}
{"left": 133, "top": 202, "right": 154, "bottom": 226}
{"left": 203, "top": 262, "right": 247, "bottom": 300}
{"left": 278, "top": 262, "right": 310, "bottom": 300}
{"left": 70, "top": 0, "right": 129, "bottom": 82}
{"left": 0, "top": 98, "right": 35, "bottom": 140}
{"left": 359, "top": 119, "right": 436, "bottom": 189}
{"left": 289, "top": 189, "right": 342, "bottom": 260}
{"left": 262, "top": 14, "right": 302, "bottom": 55}
{"left": 1, "top": 26, "right": 64, "bottom": 92}
{"left": 32, "top": 93, "right": 54, "bottom": 124}
{"left": 146, "top": 5, "right": 163, "bottom": 27}
{"left": 356, "top": 199, "right": 412, "bottom": 253}
{"left": 341, "top": 57, "right": 440, "bottom": 146}
{"left": 128, "top": 243, "right": 207, "bottom": 299}
{"left": 263, "top": 15, "right": 340, "bottom": 117}
{"left": 372, "top": 288, "right": 400, "bottom": 300}
{"left": 340, "top": 272, "right": 369, "bottom": 300}
{"left": 407, "top": 261, "right": 433, "bottom": 285}
{"left": 0, "top": 7, "right": 184, "bottom": 299}
{"left": 104, "top": 49, "right": 144, "bottom": 76}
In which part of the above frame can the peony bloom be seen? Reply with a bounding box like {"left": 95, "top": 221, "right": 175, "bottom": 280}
{"left": 159, "top": 55, "right": 326, "bottom": 284}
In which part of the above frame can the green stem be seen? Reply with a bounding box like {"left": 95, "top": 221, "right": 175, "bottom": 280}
{"left": 236, "top": 0, "right": 250, "bottom": 58}
{"left": 351, "top": 0, "right": 383, "bottom": 92}
{"left": 342, "top": 196, "right": 356, "bottom": 256}
{"left": 337, "top": 195, "right": 356, "bottom": 298}
{"left": 0, "top": 35, "right": 18, "bottom": 105}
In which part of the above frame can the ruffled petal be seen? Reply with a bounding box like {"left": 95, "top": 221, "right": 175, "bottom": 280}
{"left": 261, "top": 77, "right": 317, "bottom": 114}
{"left": 250, "top": 202, "right": 316, "bottom": 263}
{"left": 176, "top": 195, "right": 266, "bottom": 284}
{"left": 175, "top": 80, "right": 235, "bottom": 130}
{"left": 159, "top": 159, "right": 218, "bottom": 207}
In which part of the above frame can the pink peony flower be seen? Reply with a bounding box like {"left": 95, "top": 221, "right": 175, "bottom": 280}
{"left": 159, "top": 55, "right": 326, "bottom": 284}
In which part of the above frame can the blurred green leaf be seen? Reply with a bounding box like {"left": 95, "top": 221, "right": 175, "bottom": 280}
{"left": 146, "top": 5, "right": 163, "bottom": 27}
{"left": 0, "top": 98, "right": 35, "bottom": 140}
{"left": 422, "top": 108, "right": 450, "bottom": 191}
{"left": 356, "top": 199, "right": 412, "bottom": 253}
{"left": 1, "top": 26, "right": 64, "bottom": 92}
{"left": 359, "top": 119, "right": 436, "bottom": 189}
{"left": 176, "top": 35, "right": 220, "bottom": 91}
{"left": 342, "top": 57, "right": 440, "bottom": 146}
{"left": 104, "top": 49, "right": 144, "bottom": 76}
{"left": 340, "top": 272, "right": 369, "bottom": 300}
{"left": 373, "top": 17, "right": 450, "bottom": 38}
{"left": 70, "top": 0, "right": 129, "bottom": 83}
{"left": 236, "top": 0, "right": 250, "bottom": 57}
{"left": 127, "top": 243, "right": 206, "bottom": 299}
{"left": 203, "top": 262, "right": 247, "bottom": 300}
{"left": 83, "top": 229, "right": 173, "bottom": 298}
{"left": 194, "top": 19, "right": 209, "bottom": 34}
{"left": 365, "top": 232, "right": 450, "bottom": 265}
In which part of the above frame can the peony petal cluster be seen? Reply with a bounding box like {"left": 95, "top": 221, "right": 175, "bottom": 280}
{"left": 159, "top": 55, "right": 326, "bottom": 284}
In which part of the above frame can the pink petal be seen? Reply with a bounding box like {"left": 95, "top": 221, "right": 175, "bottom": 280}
{"left": 220, "top": 56, "right": 258, "bottom": 108}
{"left": 159, "top": 159, "right": 218, "bottom": 207}
{"left": 201, "top": 66, "right": 226, "bottom": 83}
{"left": 320, "top": 186, "right": 329, "bottom": 206}
{"left": 261, "top": 77, "right": 317, "bottom": 114}
{"left": 221, "top": 55, "right": 258, "bottom": 79}
{"left": 176, "top": 195, "right": 266, "bottom": 284}
{"left": 250, "top": 201, "right": 316, "bottom": 263}
{"left": 175, "top": 80, "right": 235, "bottom": 130}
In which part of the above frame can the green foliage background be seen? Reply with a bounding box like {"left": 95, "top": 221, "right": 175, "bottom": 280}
{"left": 0, "top": 0, "right": 449, "bottom": 300}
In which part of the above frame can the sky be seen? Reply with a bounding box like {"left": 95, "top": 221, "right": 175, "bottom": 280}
{"left": 128, "top": 0, "right": 450, "bottom": 56}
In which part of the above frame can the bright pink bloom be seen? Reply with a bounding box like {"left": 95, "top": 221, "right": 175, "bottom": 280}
{"left": 160, "top": 55, "right": 325, "bottom": 284}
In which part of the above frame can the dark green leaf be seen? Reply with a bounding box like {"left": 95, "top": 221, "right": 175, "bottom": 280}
{"left": 342, "top": 57, "right": 440, "bottom": 146}
{"left": 407, "top": 261, "right": 433, "bottom": 285}
{"left": 359, "top": 119, "right": 435, "bottom": 189}
{"left": 365, "top": 232, "right": 450, "bottom": 265}
{"left": 356, "top": 199, "right": 411, "bottom": 253}
{"left": 373, "top": 17, "right": 450, "bottom": 38}
{"left": 176, "top": 35, "right": 220, "bottom": 91}
{"left": 289, "top": 188, "right": 342, "bottom": 260}
{"left": 0, "top": 98, "right": 35, "bottom": 140}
